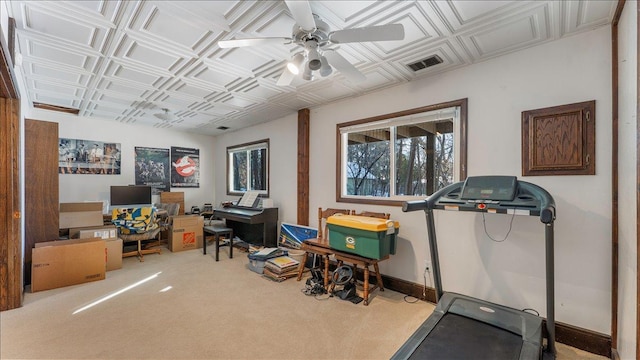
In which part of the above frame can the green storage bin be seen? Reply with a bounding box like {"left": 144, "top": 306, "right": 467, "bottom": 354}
{"left": 326, "top": 215, "right": 399, "bottom": 259}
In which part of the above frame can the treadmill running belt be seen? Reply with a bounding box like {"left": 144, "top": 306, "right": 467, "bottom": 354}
{"left": 408, "top": 313, "right": 523, "bottom": 360}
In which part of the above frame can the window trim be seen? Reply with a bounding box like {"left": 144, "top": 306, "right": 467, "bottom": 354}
{"left": 335, "top": 98, "right": 468, "bottom": 206}
{"left": 226, "top": 138, "right": 270, "bottom": 197}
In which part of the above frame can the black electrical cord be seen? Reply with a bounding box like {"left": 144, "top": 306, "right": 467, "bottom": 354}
{"left": 482, "top": 211, "right": 516, "bottom": 242}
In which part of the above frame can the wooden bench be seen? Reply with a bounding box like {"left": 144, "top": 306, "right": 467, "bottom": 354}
{"left": 296, "top": 237, "right": 387, "bottom": 305}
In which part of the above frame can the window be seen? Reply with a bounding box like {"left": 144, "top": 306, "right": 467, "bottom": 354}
{"left": 227, "top": 139, "right": 269, "bottom": 197}
{"left": 337, "top": 99, "right": 467, "bottom": 206}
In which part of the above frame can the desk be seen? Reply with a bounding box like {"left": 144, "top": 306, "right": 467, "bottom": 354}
{"left": 296, "top": 238, "right": 387, "bottom": 305}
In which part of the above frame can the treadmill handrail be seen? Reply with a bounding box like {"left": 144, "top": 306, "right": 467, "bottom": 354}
{"left": 403, "top": 180, "right": 555, "bottom": 224}
{"left": 401, "top": 176, "right": 557, "bottom": 358}
{"left": 518, "top": 180, "right": 556, "bottom": 224}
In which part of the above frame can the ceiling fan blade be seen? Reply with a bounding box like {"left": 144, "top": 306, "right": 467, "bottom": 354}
{"left": 329, "top": 24, "right": 405, "bottom": 44}
{"left": 218, "top": 37, "right": 290, "bottom": 48}
{"left": 323, "top": 50, "right": 366, "bottom": 83}
{"left": 276, "top": 68, "right": 295, "bottom": 86}
{"left": 284, "top": 0, "right": 316, "bottom": 32}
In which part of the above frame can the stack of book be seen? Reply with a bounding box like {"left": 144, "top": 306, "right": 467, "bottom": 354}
{"left": 263, "top": 256, "right": 300, "bottom": 282}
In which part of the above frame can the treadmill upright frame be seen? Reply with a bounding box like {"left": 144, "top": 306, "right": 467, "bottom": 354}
{"left": 393, "top": 176, "right": 556, "bottom": 359}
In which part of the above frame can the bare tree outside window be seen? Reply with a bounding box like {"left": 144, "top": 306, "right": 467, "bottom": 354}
{"left": 337, "top": 99, "right": 467, "bottom": 206}
{"left": 227, "top": 139, "right": 270, "bottom": 197}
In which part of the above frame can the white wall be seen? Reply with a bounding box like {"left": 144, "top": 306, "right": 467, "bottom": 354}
{"left": 13, "top": 16, "right": 615, "bottom": 335}
{"left": 23, "top": 108, "right": 216, "bottom": 213}
{"left": 214, "top": 26, "right": 613, "bottom": 334}
{"left": 213, "top": 113, "right": 299, "bottom": 223}
{"left": 617, "top": 0, "right": 637, "bottom": 358}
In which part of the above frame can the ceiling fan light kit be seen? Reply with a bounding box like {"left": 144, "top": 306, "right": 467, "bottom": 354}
{"left": 305, "top": 41, "right": 322, "bottom": 71}
{"left": 154, "top": 108, "right": 174, "bottom": 122}
{"left": 302, "top": 65, "right": 314, "bottom": 81}
{"left": 287, "top": 53, "right": 305, "bottom": 75}
{"left": 218, "top": 0, "right": 405, "bottom": 86}
{"left": 319, "top": 55, "right": 332, "bottom": 77}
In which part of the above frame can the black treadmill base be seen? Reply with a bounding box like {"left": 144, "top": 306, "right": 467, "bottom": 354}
{"left": 408, "top": 313, "right": 523, "bottom": 360}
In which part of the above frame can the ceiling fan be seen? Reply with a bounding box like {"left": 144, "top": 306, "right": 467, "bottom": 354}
{"left": 154, "top": 108, "right": 177, "bottom": 122}
{"left": 218, "top": 0, "right": 405, "bottom": 86}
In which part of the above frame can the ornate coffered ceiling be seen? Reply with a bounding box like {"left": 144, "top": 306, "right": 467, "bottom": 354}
{"left": 6, "top": 0, "right": 616, "bottom": 135}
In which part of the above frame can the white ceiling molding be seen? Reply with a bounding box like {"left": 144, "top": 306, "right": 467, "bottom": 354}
{"left": 7, "top": 0, "right": 617, "bottom": 135}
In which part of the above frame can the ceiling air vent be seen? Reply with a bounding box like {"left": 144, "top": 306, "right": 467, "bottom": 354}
{"left": 217, "top": 126, "right": 229, "bottom": 130}
{"left": 407, "top": 55, "right": 443, "bottom": 72}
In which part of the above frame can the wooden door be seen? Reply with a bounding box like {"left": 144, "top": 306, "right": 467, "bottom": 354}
{"left": 24, "top": 119, "right": 59, "bottom": 286}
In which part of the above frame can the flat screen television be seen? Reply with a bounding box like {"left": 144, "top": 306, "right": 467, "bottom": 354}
{"left": 110, "top": 185, "right": 152, "bottom": 208}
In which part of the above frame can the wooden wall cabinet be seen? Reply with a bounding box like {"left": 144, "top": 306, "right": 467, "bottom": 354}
{"left": 521, "top": 100, "right": 596, "bottom": 176}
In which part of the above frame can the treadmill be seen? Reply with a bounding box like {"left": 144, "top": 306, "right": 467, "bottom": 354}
{"left": 392, "top": 175, "right": 556, "bottom": 360}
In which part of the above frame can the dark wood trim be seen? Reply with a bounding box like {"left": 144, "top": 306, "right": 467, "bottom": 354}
{"left": 0, "top": 17, "right": 19, "bottom": 99}
{"left": 8, "top": 18, "right": 15, "bottom": 67}
{"left": 636, "top": 3, "right": 640, "bottom": 359}
{"left": 610, "top": 0, "right": 624, "bottom": 352}
{"left": 297, "top": 109, "right": 310, "bottom": 226}
{"left": 611, "top": 21, "right": 619, "bottom": 356}
{"left": 335, "top": 98, "right": 468, "bottom": 206}
{"left": 554, "top": 321, "right": 612, "bottom": 358}
{"left": 0, "top": 98, "right": 22, "bottom": 311}
{"left": 380, "top": 273, "right": 437, "bottom": 304}
{"left": 367, "top": 271, "right": 612, "bottom": 357}
{"left": 610, "top": 0, "right": 629, "bottom": 355}
{"left": 612, "top": 348, "right": 621, "bottom": 360}
{"left": 459, "top": 98, "right": 468, "bottom": 180}
{"left": 32, "top": 102, "right": 79, "bottom": 115}
{"left": 0, "top": 12, "right": 22, "bottom": 311}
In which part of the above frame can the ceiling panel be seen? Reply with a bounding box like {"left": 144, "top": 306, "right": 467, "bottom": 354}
{"left": 7, "top": 0, "right": 616, "bottom": 135}
{"left": 457, "top": 3, "right": 552, "bottom": 60}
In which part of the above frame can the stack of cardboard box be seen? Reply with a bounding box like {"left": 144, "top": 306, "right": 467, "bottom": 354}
{"left": 31, "top": 202, "right": 120, "bottom": 292}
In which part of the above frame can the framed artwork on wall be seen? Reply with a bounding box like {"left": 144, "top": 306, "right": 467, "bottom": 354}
{"left": 135, "top": 147, "right": 170, "bottom": 194}
{"left": 58, "top": 138, "right": 120, "bottom": 175}
{"left": 171, "top": 146, "right": 200, "bottom": 188}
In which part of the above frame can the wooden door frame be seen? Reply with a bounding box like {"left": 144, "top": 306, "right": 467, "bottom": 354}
{"left": 610, "top": 1, "right": 639, "bottom": 358}
{"left": 0, "top": 18, "right": 23, "bottom": 311}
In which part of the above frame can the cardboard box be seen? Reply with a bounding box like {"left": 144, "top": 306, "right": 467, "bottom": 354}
{"left": 104, "top": 238, "right": 123, "bottom": 271}
{"left": 31, "top": 238, "right": 107, "bottom": 292}
{"left": 168, "top": 215, "right": 204, "bottom": 252}
{"left": 69, "top": 225, "right": 122, "bottom": 271}
{"left": 59, "top": 202, "right": 104, "bottom": 229}
{"left": 69, "top": 225, "right": 118, "bottom": 241}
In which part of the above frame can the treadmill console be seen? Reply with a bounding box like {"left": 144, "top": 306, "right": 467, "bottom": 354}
{"left": 429, "top": 176, "right": 550, "bottom": 219}
{"left": 460, "top": 176, "right": 517, "bottom": 202}
{"left": 403, "top": 175, "right": 555, "bottom": 223}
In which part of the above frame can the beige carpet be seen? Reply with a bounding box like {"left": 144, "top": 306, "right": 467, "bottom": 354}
{"left": 1, "top": 245, "right": 607, "bottom": 360}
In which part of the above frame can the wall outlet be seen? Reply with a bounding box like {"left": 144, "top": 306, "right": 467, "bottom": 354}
{"left": 424, "top": 260, "right": 431, "bottom": 271}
